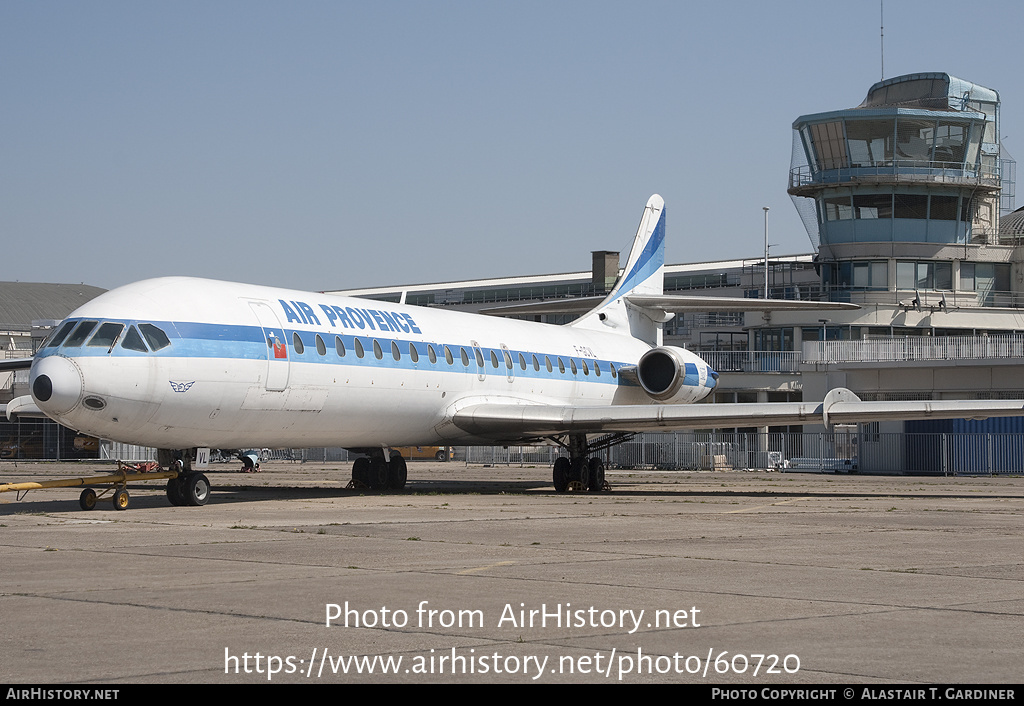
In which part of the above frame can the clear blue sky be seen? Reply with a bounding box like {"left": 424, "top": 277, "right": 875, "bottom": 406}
{"left": 3, "top": 0, "right": 1021, "bottom": 292}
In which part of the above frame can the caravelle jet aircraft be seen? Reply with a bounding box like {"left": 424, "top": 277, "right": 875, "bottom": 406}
{"left": 7, "top": 195, "right": 1024, "bottom": 507}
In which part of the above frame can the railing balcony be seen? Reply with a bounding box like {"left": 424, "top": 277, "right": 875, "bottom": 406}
{"left": 804, "top": 334, "right": 1024, "bottom": 365}
{"left": 699, "top": 350, "right": 801, "bottom": 374}
{"left": 789, "top": 161, "right": 1001, "bottom": 195}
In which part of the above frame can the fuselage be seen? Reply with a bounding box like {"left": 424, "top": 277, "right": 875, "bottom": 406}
{"left": 29, "top": 276, "right": 717, "bottom": 449}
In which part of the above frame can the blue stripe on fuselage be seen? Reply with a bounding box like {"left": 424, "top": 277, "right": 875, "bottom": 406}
{"left": 39, "top": 318, "right": 640, "bottom": 386}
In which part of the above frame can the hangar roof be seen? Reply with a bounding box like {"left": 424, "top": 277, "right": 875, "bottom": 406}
{"left": 0, "top": 282, "right": 106, "bottom": 331}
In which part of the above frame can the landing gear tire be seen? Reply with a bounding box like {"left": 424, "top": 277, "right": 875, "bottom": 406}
{"left": 571, "top": 458, "right": 590, "bottom": 490}
{"left": 166, "top": 478, "right": 187, "bottom": 506}
{"left": 182, "top": 473, "right": 211, "bottom": 506}
{"left": 112, "top": 488, "right": 130, "bottom": 511}
{"left": 79, "top": 487, "right": 97, "bottom": 511}
{"left": 587, "top": 457, "right": 606, "bottom": 492}
{"left": 387, "top": 455, "right": 408, "bottom": 490}
{"left": 352, "top": 457, "right": 370, "bottom": 487}
{"left": 553, "top": 457, "right": 570, "bottom": 493}
{"left": 369, "top": 457, "right": 388, "bottom": 490}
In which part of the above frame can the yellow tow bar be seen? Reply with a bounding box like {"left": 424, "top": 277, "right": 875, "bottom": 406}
{"left": 0, "top": 463, "right": 181, "bottom": 511}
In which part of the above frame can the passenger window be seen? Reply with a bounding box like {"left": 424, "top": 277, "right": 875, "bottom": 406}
{"left": 139, "top": 324, "right": 171, "bottom": 351}
{"left": 474, "top": 348, "right": 484, "bottom": 367}
{"left": 336, "top": 336, "right": 346, "bottom": 357}
{"left": 44, "top": 320, "right": 77, "bottom": 348}
{"left": 610, "top": 363, "right": 617, "bottom": 378}
{"left": 64, "top": 321, "right": 99, "bottom": 347}
{"left": 558, "top": 358, "right": 566, "bottom": 374}
{"left": 121, "top": 326, "right": 149, "bottom": 352}
{"left": 504, "top": 351, "right": 513, "bottom": 370}
{"left": 409, "top": 343, "right": 419, "bottom": 363}
{"left": 582, "top": 360, "right": 589, "bottom": 375}
{"left": 545, "top": 356, "right": 552, "bottom": 373}
{"left": 292, "top": 332, "right": 304, "bottom": 354}
{"left": 87, "top": 322, "right": 124, "bottom": 349}
{"left": 444, "top": 346, "right": 454, "bottom": 365}
{"left": 532, "top": 354, "right": 540, "bottom": 371}
{"left": 428, "top": 345, "right": 437, "bottom": 364}
{"left": 490, "top": 350, "right": 499, "bottom": 368}
{"left": 461, "top": 348, "right": 470, "bottom": 366}
{"left": 315, "top": 334, "right": 326, "bottom": 356}
{"left": 391, "top": 340, "right": 401, "bottom": 361}
{"left": 518, "top": 353, "right": 526, "bottom": 370}
{"left": 373, "top": 339, "right": 383, "bottom": 360}
{"left": 570, "top": 359, "right": 577, "bottom": 375}
{"left": 355, "top": 339, "right": 365, "bottom": 358}
{"left": 595, "top": 361, "right": 601, "bottom": 377}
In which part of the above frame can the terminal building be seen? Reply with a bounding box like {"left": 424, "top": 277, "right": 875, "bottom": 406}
{"left": 332, "top": 73, "right": 1024, "bottom": 473}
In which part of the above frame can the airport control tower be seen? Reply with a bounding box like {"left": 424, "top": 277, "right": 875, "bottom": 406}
{"left": 788, "top": 72, "right": 1015, "bottom": 311}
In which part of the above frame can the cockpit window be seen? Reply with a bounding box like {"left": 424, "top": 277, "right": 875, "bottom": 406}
{"left": 87, "top": 322, "right": 124, "bottom": 349}
{"left": 64, "top": 321, "right": 99, "bottom": 347}
{"left": 121, "top": 326, "right": 149, "bottom": 352}
{"left": 43, "top": 320, "right": 77, "bottom": 348}
{"left": 138, "top": 324, "right": 171, "bottom": 351}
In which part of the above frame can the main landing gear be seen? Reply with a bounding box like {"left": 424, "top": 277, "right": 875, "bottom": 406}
{"left": 348, "top": 448, "right": 407, "bottom": 490}
{"left": 158, "top": 449, "right": 211, "bottom": 507}
{"left": 550, "top": 433, "right": 624, "bottom": 493}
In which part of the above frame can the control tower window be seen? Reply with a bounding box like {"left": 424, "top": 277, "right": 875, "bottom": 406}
{"left": 895, "top": 119, "right": 936, "bottom": 162}
{"left": 810, "top": 122, "right": 847, "bottom": 170}
{"left": 930, "top": 195, "right": 959, "bottom": 220}
{"left": 933, "top": 122, "right": 967, "bottom": 164}
{"left": 847, "top": 119, "right": 894, "bottom": 167}
{"left": 854, "top": 194, "right": 893, "bottom": 219}
{"left": 824, "top": 196, "right": 853, "bottom": 221}
{"left": 894, "top": 194, "right": 928, "bottom": 219}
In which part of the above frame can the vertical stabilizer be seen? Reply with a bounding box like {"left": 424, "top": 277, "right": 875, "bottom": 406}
{"left": 570, "top": 194, "right": 668, "bottom": 345}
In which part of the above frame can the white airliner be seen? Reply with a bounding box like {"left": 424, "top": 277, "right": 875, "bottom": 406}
{"left": 9, "top": 195, "right": 1024, "bottom": 505}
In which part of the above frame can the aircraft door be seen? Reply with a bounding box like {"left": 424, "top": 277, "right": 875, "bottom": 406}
{"left": 248, "top": 301, "right": 290, "bottom": 391}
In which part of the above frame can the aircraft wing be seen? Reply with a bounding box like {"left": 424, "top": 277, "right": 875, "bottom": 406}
{"left": 479, "top": 294, "right": 858, "bottom": 317}
{"left": 452, "top": 389, "right": 1024, "bottom": 441}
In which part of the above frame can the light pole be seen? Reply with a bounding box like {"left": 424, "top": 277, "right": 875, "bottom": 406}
{"left": 763, "top": 207, "right": 770, "bottom": 300}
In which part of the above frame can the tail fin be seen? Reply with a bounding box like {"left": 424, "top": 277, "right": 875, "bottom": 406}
{"left": 570, "top": 194, "right": 668, "bottom": 345}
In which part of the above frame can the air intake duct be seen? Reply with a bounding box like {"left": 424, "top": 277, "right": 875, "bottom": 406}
{"left": 637, "top": 346, "right": 691, "bottom": 401}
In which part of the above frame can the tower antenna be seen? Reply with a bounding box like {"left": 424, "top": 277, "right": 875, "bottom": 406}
{"left": 880, "top": 0, "right": 885, "bottom": 80}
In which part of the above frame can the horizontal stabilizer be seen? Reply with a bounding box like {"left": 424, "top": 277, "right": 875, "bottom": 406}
{"left": 481, "top": 294, "right": 859, "bottom": 317}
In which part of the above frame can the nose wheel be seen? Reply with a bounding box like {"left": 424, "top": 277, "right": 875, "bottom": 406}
{"left": 166, "top": 472, "right": 211, "bottom": 506}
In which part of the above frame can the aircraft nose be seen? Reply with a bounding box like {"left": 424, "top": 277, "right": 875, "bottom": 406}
{"left": 31, "top": 356, "right": 84, "bottom": 415}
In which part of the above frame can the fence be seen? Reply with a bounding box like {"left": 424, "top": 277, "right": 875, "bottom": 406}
{"left": 29, "top": 432, "right": 1024, "bottom": 476}
{"left": 464, "top": 431, "right": 1024, "bottom": 476}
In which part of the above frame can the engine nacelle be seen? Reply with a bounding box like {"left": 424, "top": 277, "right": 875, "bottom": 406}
{"left": 636, "top": 346, "right": 704, "bottom": 402}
